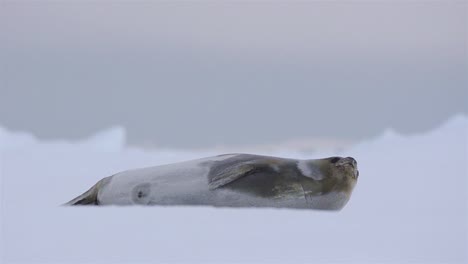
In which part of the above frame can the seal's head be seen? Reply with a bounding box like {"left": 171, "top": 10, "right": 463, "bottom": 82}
{"left": 321, "top": 156, "right": 359, "bottom": 194}
{"left": 304, "top": 156, "right": 359, "bottom": 183}
{"left": 320, "top": 156, "right": 359, "bottom": 207}
{"left": 298, "top": 156, "right": 359, "bottom": 209}
{"left": 329, "top": 156, "right": 359, "bottom": 181}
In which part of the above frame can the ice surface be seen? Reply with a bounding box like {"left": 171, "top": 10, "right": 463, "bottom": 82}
{"left": 0, "top": 115, "right": 467, "bottom": 263}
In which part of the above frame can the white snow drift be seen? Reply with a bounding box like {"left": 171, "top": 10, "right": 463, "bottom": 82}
{"left": 0, "top": 115, "right": 467, "bottom": 263}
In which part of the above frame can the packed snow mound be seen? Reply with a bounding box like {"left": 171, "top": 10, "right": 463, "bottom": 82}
{"left": 1, "top": 115, "right": 467, "bottom": 264}
{"left": 0, "top": 126, "right": 39, "bottom": 150}
{"left": 0, "top": 125, "right": 127, "bottom": 152}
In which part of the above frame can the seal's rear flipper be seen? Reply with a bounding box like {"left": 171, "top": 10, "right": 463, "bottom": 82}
{"left": 64, "top": 177, "right": 111, "bottom": 206}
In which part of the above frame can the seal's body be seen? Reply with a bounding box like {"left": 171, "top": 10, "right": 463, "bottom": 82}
{"left": 66, "top": 154, "right": 359, "bottom": 210}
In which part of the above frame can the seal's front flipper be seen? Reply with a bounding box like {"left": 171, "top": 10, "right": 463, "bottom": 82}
{"left": 208, "top": 163, "right": 259, "bottom": 190}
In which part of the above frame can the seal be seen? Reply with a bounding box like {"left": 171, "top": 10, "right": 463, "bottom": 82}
{"left": 65, "top": 153, "right": 359, "bottom": 210}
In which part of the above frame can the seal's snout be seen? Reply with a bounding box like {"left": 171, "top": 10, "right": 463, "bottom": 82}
{"left": 346, "top": 157, "right": 357, "bottom": 168}
{"left": 345, "top": 157, "right": 359, "bottom": 179}
{"left": 334, "top": 156, "right": 356, "bottom": 167}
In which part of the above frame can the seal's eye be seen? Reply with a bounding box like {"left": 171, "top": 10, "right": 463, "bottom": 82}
{"left": 330, "top": 157, "right": 340, "bottom": 163}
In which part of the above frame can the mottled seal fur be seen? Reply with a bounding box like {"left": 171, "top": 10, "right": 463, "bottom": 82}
{"left": 66, "top": 153, "right": 359, "bottom": 210}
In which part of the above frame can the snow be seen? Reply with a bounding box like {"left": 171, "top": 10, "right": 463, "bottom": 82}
{"left": 1, "top": 115, "right": 467, "bottom": 264}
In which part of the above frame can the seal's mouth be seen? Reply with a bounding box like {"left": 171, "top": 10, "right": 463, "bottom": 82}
{"left": 353, "top": 167, "right": 359, "bottom": 179}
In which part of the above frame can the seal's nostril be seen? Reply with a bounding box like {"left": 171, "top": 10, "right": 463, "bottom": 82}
{"left": 347, "top": 157, "right": 357, "bottom": 166}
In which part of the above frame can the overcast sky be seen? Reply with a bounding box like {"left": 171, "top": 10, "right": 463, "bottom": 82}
{"left": 1, "top": 1, "right": 467, "bottom": 148}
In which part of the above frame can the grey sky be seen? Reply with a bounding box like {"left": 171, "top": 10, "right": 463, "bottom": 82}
{"left": 1, "top": 1, "right": 467, "bottom": 148}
